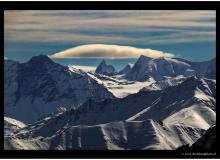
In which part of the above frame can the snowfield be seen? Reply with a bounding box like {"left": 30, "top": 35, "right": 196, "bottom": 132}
{"left": 87, "top": 72, "right": 154, "bottom": 98}
{"left": 68, "top": 65, "right": 96, "bottom": 72}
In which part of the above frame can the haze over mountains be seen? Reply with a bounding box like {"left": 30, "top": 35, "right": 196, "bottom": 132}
{"left": 4, "top": 52, "right": 216, "bottom": 150}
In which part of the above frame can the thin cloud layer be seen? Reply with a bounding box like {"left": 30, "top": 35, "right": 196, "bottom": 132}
{"left": 49, "top": 44, "right": 174, "bottom": 59}
{"left": 4, "top": 10, "right": 216, "bottom": 45}
{"left": 4, "top": 10, "right": 216, "bottom": 62}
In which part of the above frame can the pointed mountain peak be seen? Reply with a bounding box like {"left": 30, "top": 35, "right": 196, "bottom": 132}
{"left": 95, "top": 59, "right": 116, "bottom": 76}
{"left": 100, "top": 59, "right": 107, "bottom": 65}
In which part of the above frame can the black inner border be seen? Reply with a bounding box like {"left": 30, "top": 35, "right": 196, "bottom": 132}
{"left": 0, "top": 1, "right": 219, "bottom": 158}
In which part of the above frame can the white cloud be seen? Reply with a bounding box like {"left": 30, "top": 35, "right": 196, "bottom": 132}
{"left": 49, "top": 44, "right": 174, "bottom": 59}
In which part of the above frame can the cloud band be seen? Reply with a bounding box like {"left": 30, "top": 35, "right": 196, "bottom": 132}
{"left": 49, "top": 44, "right": 174, "bottom": 59}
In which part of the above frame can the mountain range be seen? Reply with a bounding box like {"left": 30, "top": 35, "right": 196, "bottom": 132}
{"left": 4, "top": 54, "right": 216, "bottom": 150}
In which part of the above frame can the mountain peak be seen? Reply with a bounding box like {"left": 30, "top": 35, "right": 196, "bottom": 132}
{"left": 29, "top": 55, "right": 52, "bottom": 63}
{"left": 27, "top": 55, "right": 54, "bottom": 66}
{"left": 95, "top": 60, "right": 116, "bottom": 76}
{"left": 100, "top": 59, "right": 106, "bottom": 65}
{"left": 136, "top": 55, "right": 152, "bottom": 64}
{"left": 139, "top": 55, "right": 151, "bottom": 60}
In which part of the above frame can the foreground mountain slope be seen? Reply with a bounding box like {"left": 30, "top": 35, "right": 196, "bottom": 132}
{"left": 177, "top": 125, "right": 216, "bottom": 152}
{"left": 4, "top": 118, "right": 206, "bottom": 150}
{"left": 5, "top": 76, "right": 215, "bottom": 150}
{"left": 4, "top": 55, "right": 114, "bottom": 124}
{"left": 46, "top": 119, "right": 187, "bottom": 150}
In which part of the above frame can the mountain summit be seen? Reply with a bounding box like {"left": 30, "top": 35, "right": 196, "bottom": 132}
{"left": 125, "top": 55, "right": 216, "bottom": 82}
{"left": 95, "top": 60, "right": 117, "bottom": 76}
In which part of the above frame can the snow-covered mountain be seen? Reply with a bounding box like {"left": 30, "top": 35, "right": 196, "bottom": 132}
{"left": 5, "top": 76, "right": 216, "bottom": 150}
{"left": 4, "top": 55, "right": 114, "bottom": 124}
{"left": 95, "top": 60, "right": 117, "bottom": 76}
{"left": 4, "top": 52, "right": 216, "bottom": 150}
{"left": 125, "top": 55, "right": 216, "bottom": 81}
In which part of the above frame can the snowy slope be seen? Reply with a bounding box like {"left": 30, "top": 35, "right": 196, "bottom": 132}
{"left": 68, "top": 65, "right": 96, "bottom": 72}
{"left": 141, "top": 75, "right": 186, "bottom": 91}
{"left": 164, "top": 105, "right": 215, "bottom": 130}
{"left": 4, "top": 136, "right": 49, "bottom": 150}
{"left": 38, "top": 119, "right": 196, "bottom": 150}
{"left": 87, "top": 72, "right": 154, "bottom": 98}
{"left": 4, "top": 55, "right": 114, "bottom": 124}
{"left": 125, "top": 55, "right": 216, "bottom": 82}
{"left": 5, "top": 119, "right": 208, "bottom": 150}
{"left": 4, "top": 117, "right": 26, "bottom": 128}
{"left": 6, "top": 76, "right": 215, "bottom": 150}
{"left": 129, "top": 77, "right": 216, "bottom": 122}
{"left": 4, "top": 117, "right": 26, "bottom": 135}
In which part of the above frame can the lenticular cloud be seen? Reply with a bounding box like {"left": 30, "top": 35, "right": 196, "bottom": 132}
{"left": 49, "top": 44, "right": 174, "bottom": 59}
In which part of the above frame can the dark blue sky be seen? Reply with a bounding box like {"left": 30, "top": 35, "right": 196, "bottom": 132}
{"left": 4, "top": 10, "right": 216, "bottom": 62}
